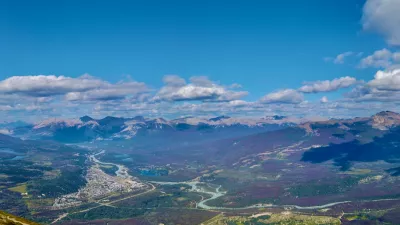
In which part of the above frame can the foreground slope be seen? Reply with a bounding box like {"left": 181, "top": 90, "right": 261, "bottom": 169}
{"left": 0, "top": 134, "right": 88, "bottom": 220}
{"left": 0, "top": 211, "right": 39, "bottom": 225}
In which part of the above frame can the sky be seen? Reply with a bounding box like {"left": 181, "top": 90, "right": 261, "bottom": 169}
{"left": 1, "top": 0, "right": 400, "bottom": 121}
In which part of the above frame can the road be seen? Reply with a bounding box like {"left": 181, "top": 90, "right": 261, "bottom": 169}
{"left": 51, "top": 151, "right": 156, "bottom": 224}
{"left": 51, "top": 183, "right": 155, "bottom": 224}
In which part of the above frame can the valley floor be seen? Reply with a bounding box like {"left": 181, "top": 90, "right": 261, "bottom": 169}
{"left": 48, "top": 151, "right": 400, "bottom": 225}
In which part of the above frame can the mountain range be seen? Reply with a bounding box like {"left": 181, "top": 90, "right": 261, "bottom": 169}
{"left": 2, "top": 111, "right": 400, "bottom": 224}
{"left": 6, "top": 111, "right": 400, "bottom": 143}
{"left": 10, "top": 115, "right": 298, "bottom": 143}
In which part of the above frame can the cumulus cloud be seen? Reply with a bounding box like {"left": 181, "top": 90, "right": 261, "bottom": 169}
{"left": 0, "top": 129, "right": 12, "bottom": 135}
{"left": 393, "top": 52, "right": 400, "bottom": 62}
{"left": 298, "top": 76, "right": 357, "bottom": 93}
{"left": 359, "top": 48, "right": 400, "bottom": 68}
{"left": 260, "top": 89, "right": 304, "bottom": 104}
{"left": 362, "top": 0, "right": 400, "bottom": 46}
{"left": 230, "top": 83, "right": 242, "bottom": 89}
{"left": 154, "top": 75, "right": 248, "bottom": 102}
{"left": 3, "top": 73, "right": 399, "bottom": 119}
{"left": 0, "top": 103, "right": 52, "bottom": 112}
{"left": 0, "top": 75, "right": 106, "bottom": 97}
{"left": 0, "top": 74, "right": 150, "bottom": 103}
{"left": 65, "top": 81, "right": 149, "bottom": 102}
{"left": 368, "top": 68, "right": 400, "bottom": 91}
{"left": 163, "top": 75, "right": 186, "bottom": 87}
{"left": 325, "top": 51, "right": 363, "bottom": 64}
{"left": 0, "top": 105, "right": 13, "bottom": 111}
{"left": 345, "top": 69, "right": 400, "bottom": 102}
{"left": 333, "top": 51, "right": 354, "bottom": 64}
{"left": 320, "top": 96, "right": 329, "bottom": 103}
{"left": 345, "top": 85, "right": 400, "bottom": 102}
{"left": 36, "top": 97, "right": 53, "bottom": 103}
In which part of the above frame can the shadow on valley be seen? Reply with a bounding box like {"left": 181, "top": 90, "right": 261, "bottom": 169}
{"left": 301, "top": 127, "right": 400, "bottom": 172}
{"left": 387, "top": 167, "right": 400, "bottom": 176}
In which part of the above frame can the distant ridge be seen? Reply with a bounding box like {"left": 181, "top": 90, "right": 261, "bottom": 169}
{"left": 209, "top": 116, "right": 231, "bottom": 121}
{"left": 6, "top": 111, "right": 400, "bottom": 143}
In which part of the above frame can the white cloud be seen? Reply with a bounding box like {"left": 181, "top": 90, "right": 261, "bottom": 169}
{"left": 362, "top": 0, "right": 400, "bottom": 46}
{"left": 359, "top": 48, "right": 399, "bottom": 68}
{"left": 320, "top": 96, "right": 329, "bottom": 103}
{"left": 343, "top": 68, "right": 400, "bottom": 103}
{"left": 65, "top": 81, "right": 149, "bottom": 102}
{"left": 230, "top": 83, "right": 242, "bottom": 89}
{"left": 36, "top": 97, "right": 53, "bottom": 103}
{"left": 368, "top": 68, "right": 400, "bottom": 91}
{"left": 163, "top": 75, "right": 186, "bottom": 87}
{"left": 0, "top": 105, "right": 13, "bottom": 111}
{"left": 260, "top": 89, "right": 304, "bottom": 104}
{"left": 2, "top": 73, "right": 399, "bottom": 120}
{"left": 0, "top": 129, "right": 12, "bottom": 135}
{"left": 0, "top": 74, "right": 150, "bottom": 103}
{"left": 346, "top": 89, "right": 400, "bottom": 102}
{"left": 298, "top": 76, "right": 357, "bottom": 93}
{"left": 154, "top": 75, "right": 248, "bottom": 102}
{"left": 0, "top": 75, "right": 105, "bottom": 97}
{"left": 393, "top": 52, "right": 400, "bottom": 62}
{"left": 333, "top": 51, "right": 353, "bottom": 64}
{"left": 325, "top": 51, "right": 363, "bottom": 64}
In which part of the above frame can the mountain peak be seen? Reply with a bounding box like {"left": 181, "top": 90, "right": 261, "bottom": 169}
{"left": 264, "top": 115, "right": 287, "bottom": 120}
{"left": 209, "top": 116, "right": 231, "bottom": 122}
{"left": 374, "top": 111, "right": 400, "bottom": 117}
{"left": 80, "top": 115, "right": 94, "bottom": 122}
{"left": 371, "top": 111, "right": 400, "bottom": 130}
{"left": 33, "top": 118, "right": 82, "bottom": 129}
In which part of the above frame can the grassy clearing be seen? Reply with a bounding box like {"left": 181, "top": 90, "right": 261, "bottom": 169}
{"left": 25, "top": 198, "right": 55, "bottom": 211}
{"left": 266, "top": 213, "right": 340, "bottom": 225}
{"left": 9, "top": 183, "right": 28, "bottom": 193}
{"left": 43, "top": 169, "right": 61, "bottom": 179}
{"left": 340, "top": 168, "right": 372, "bottom": 175}
{"left": 202, "top": 214, "right": 225, "bottom": 225}
{"left": 201, "top": 212, "right": 341, "bottom": 225}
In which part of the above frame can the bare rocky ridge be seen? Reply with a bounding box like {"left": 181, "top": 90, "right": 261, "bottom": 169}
{"left": 298, "top": 111, "right": 400, "bottom": 133}
{"left": 370, "top": 111, "right": 400, "bottom": 130}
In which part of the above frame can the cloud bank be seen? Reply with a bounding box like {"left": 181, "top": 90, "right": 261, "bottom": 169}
{"left": 0, "top": 70, "right": 400, "bottom": 121}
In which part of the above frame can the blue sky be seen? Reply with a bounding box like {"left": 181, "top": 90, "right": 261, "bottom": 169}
{"left": 0, "top": 0, "right": 400, "bottom": 121}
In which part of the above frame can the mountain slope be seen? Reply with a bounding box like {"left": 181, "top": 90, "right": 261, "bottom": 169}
{"left": 0, "top": 133, "right": 88, "bottom": 215}
{"left": 182, "top": 111, "right": 400, "bottom": 169}
{"left": 0, "top": 210, "right": 40, "bottom": 225}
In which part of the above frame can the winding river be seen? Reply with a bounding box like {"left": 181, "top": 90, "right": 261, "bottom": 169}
{"left": 90, "top": 150, "right": 131, "bottom": 179}
{"left": 91, "top": 151, "right": 400, "bottom": 211}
